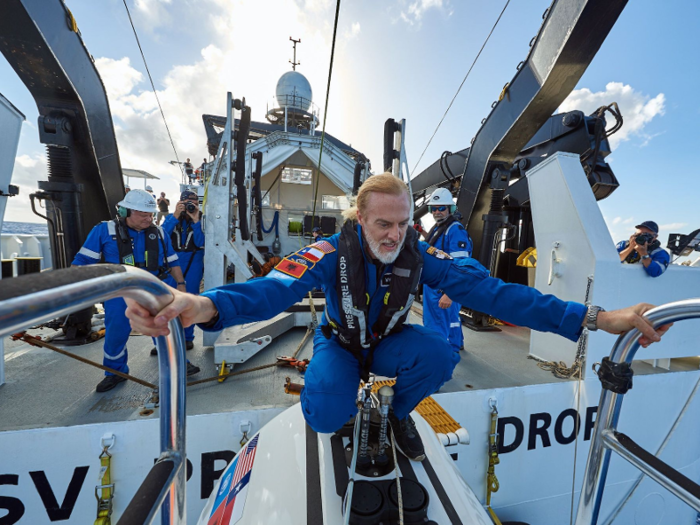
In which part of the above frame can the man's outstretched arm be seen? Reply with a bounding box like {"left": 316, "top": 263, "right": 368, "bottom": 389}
{"left": 425, "top": 254, "right": 671, "bottom": 347}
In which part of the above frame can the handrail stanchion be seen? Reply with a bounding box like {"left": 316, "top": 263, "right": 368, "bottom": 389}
{"left": 0, "top": 264, "right": 188, "bottom": 525}
{"left": 155, "top": 319, "right": 187, "bottom": 524}
{"left": 575, "top": 298, "right": 700, "bottom": 525}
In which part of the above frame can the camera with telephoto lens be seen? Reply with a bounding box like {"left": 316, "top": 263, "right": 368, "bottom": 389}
{"left": 185, "top": 202, "right": 197, "bottom": 213}
{"left": 635, "top": 232, "right": 655, "bottom": 245}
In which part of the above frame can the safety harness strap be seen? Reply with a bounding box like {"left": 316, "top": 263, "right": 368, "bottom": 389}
{"left": 426, "top": 214, "right": 459, "bottom": 252}
{"left": 171, "top": 218, "right": 202, "bottom": 253}
{"left": 324, "top": 221, "right": 423, "bottom": 381}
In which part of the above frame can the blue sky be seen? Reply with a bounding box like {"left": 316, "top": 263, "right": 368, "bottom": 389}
{"left": 2, "top": 0, "right": 698, "bottom": 258}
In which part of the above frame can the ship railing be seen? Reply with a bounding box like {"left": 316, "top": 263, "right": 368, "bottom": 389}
{"left": 575, "top": 298, "right": 700, "bottom": 525}
{"left": 0, "top": 264, "right": 187, "bottom": 525}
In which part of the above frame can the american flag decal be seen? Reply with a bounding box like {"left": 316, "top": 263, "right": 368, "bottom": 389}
{"left": 312, "top": 240, "right": 335, "bottom": 254}
{"left": 208, "top": 434, "right": 260, "bottom": 525}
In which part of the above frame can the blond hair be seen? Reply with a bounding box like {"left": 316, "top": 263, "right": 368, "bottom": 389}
{"left": 342, "top": 172, "right": 410, "bottom": 221}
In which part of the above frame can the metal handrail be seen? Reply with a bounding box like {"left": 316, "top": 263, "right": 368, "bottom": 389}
{"left": 0, "top": 264, "right": 187, "bottom": 525}
{"left": 575, "top": 298, "right": 700, "bottom": 525}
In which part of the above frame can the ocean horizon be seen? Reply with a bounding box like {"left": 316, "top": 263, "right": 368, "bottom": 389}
{"left": 1, "top": 221, "right": 49, "bottom": 236}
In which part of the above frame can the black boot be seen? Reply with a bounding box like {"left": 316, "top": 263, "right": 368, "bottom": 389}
{"left": 388, "top": 412, "right": 425, "bottom": 461}
{"left": 186, "top": 362, "right": 200, "bottom": 376}
{"left": 96, "top": 375, "right": 127, "bottom": 393}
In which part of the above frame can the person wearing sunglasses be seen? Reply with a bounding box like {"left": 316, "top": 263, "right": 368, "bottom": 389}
{"left": 422, "top": 188, "right": 473, "bottom": 353}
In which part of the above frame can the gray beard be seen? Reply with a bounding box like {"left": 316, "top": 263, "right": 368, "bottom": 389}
{"left": 366, "top": 234, "right": 405, "bottom": 265}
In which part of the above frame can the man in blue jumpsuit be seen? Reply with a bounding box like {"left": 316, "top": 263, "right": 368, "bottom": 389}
{"left": 72, "top": 189, "right": 193, "bottom": 392}
{"left": 617, "top": 220, "right": 670, "bottom": 277}
{"left": 124, "top": 174, "right": 670, "bottom": 461}
{"left": 422, "top": 187, "right": 473, "bottom": 352}
{"left": 160, "top": 190, "right": 204, "bottom": 351}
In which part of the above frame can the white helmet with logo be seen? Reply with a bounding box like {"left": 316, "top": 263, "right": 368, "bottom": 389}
{"left": 428, "top": 187, "right": 455, "bottom": 206}
{"left": 117, "top": 189, "right": 157, "bottom": 213}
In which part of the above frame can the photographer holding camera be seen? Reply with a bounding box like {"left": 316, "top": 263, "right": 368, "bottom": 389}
{"left": 161, "top": 190, "right": 206, "bottom": 349}
{"left": 617, "top": 220, "right": 670, "bottom": 278}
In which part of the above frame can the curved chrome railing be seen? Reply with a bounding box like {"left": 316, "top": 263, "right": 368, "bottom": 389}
{"left": 0, "top": 264, "right": 187, "bottom": 525}
{"left": 575, "top": 298, "right": 700, "bottom": 525}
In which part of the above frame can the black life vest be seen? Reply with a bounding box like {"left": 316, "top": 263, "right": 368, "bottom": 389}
{"left": 170, "top": 217, "right": 201, "bottom": 253}
{"left": 426, "top": 214, "right": 459, "bottom": 251}
{"left": 107, "top": 218, "right": 171, "bottom": 279}
{"left": 323, "top": 220, "right": 423, "bottom": 381}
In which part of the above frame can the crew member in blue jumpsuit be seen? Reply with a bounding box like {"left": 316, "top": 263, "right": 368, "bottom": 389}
{"left": 616, "top": 220, "right": 670, "bottom": 277}
{"left": 72, "top": 189, "right": 190, "bottom": 392}
{"left": 161, "top": 190, "right": 205, "bottom": 350}
{"left": 124, "top": 174, "right": 670, "bottom": 461}
{"left": 422, "top": 188, "right": 473, "bottom": 352}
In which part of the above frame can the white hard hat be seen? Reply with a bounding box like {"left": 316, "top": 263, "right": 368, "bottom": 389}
{"left": 428, "top": 187, "right": 455, "bottom": 206}
{"left": 146, "top": 185, "right": 153, "bottom": 192}
{"left": 117, "top": 189, "right": 157, "bottom": 213}
{"left": 124, "top": 183, "right": 130, "bottom": 190}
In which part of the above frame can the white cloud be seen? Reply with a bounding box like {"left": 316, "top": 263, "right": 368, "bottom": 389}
{"left": 660, "top": 222, "right": 688, "bottom": 233}
{"left": 83, "top": 0, "right": 339, "bottom": 204}
{"left": 15, "top": 154, "right": 39, "bottom": 169}
{"left": 133, "top": 0, "right": 173, "bottom": 30}
{"left": 302, "top": 0, "right": 333, "bottom": 12}
{"left": 4, "top": 0, "right": 345, "bottom": 225}
{"left": 5, "top": 154, "right": 47, "bottom": 223}
{"left": 559, "top": 82, "right": 665, "bottom": 150}
{"left": 345, "top": 22, "right": 361, "bottom": 40}
{"left": 611, "top": 216, "right": 634, "bottom": 226}
{"left": 400, "top": 0, "right": 449, "bottom": 26}
{"left": 96, "top": 57, "right": 144, "bottom": 100}
{"left": 604, "top": 215, "right": 636, "bottom": 245}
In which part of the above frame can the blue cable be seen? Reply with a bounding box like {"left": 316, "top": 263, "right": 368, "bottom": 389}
{"left": 262, "top": 210, "right": 279, "bottom": 235}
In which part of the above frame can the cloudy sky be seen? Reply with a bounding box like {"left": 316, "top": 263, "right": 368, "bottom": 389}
{"left": 2, "top": 0, "right": 698, "bottom": 257}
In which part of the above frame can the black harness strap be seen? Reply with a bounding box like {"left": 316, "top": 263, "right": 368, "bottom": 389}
{"left": 171, "top": 217, "right": 203, "bottom": 279}
{"left": 426, "top": 214, "right": 458, "bottom": 252}
{"left": 325, "top": 221, "right": 423, "bottom": 382}
{"left": 113, "top": 218, "right": 170, "bottom": 279}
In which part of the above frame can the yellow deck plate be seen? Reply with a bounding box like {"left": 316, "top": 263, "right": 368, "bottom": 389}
{"left": 371, "top": 380, "right": 463, "bottom": 435}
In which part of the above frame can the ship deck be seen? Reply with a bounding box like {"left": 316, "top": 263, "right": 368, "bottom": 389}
{"left": 1, "top": 306, "right": 697, "bottom": 433}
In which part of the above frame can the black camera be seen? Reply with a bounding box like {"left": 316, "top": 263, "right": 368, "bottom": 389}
{"left": 635, "top": 232, "right": 654, "bottom": 245}
{"left": 185, "top": 202, "right": 197, "bottom": 213}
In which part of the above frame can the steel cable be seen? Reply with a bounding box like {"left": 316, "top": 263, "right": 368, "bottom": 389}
{"left": 121, "top": 0, "right": 184, "bottom": 180}
{"left": 411, "top": 0, "right": 512, "bottom": 176}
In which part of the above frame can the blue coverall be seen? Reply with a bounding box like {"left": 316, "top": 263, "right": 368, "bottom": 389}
{"left": 162, "top": 214, "right": 205, "bottom": 342}
{"left": 616, "top": 240, "right": 670, "bottom": 278}
{"left": 72, "top": 221, "right": 180, "bottom": 376}
{"left": 423, "top": 220, "right": 473, "bottom": 351}
{"left": 199, "top": 226, "right": 587, "bottom": 433}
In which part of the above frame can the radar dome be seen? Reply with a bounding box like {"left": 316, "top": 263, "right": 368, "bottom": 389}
{"left": 275, "top": 71, "right": 312, "bottom": 111}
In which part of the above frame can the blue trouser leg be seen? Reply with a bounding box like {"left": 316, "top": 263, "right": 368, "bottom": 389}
{"left": 423, "top": 285, "right": 463, "bottom": 352}
{"left": 103, "top": 298, "right": 130, "bottom": 375}
{"left": 446, "top": 301, "right": 464, "bottom": 350}
{"left": 180, "top": 252, "right": 204, "bottom": 342}
{"left": 301, "top": 324, "right": 460, "bottom": 432}
{"left": 301, "top": 329, "right": 362, "bottom": 433}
